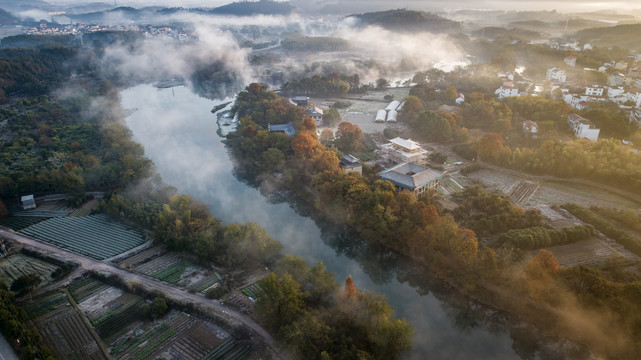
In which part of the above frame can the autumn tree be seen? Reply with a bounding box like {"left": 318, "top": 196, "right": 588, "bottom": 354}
{"left": 319, "top": 128, "right": 334, "bottom": 146}
{"left": 344, "top": 275, "right": 356, "bottom": 298}
{"left": 334, "top": 121, "right": 363, "bottom": 153}
{"left": 291, "top": 133, "right": 318, "bottom": 159}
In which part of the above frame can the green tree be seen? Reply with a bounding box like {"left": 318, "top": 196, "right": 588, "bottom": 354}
{"left": 10, "top": 273, "right": 41, "bottom": 299}
{"left": 376, "top": 78, "right": 390, "bottom": 90}
{"left": 255, "top": 273, "right": 305, "bottom": 331}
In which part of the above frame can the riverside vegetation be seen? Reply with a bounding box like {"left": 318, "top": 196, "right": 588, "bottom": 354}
{"left": 225, "top": 82, "right": 641, "bottom": 359}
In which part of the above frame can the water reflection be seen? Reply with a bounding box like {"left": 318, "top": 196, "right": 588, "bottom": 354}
{"left": 122, "top": 84, "right": 541, "bottom": 359}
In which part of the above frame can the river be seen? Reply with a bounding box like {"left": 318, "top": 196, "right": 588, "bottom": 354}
{"left": 122, "top": 84, "right": 526, "bottom": 359}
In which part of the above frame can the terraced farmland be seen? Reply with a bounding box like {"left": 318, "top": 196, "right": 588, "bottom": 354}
{"left": 0, "top": 253, "right": 59, "bottom": 288}
{"left": 20, "top": 214, "right": 146, "bottom": 260}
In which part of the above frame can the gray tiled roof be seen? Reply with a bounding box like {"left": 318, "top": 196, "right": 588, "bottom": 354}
{"left": 379, "top": 163, "right": 442, "bottom": 190}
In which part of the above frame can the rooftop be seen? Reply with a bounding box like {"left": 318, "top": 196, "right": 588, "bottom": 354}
{"left": 379, "top": 163, "right": 442, "bottom": 190}
{"left": 268, "top": 123, "right": 296, "bottom": 136}
{"left": 389, "top": 137, "right": 422, "bottom": 151}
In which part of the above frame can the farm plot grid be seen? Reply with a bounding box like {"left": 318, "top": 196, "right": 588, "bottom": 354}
{"left": 110, "top": 312, "right": 241, "bottom": 360}
{"left": 33, "top": 297, "right": 107, "bottom": 360}
{"left": 20, "top": 214, "right": 145, "bottom": 260}
{"left": 0, "top": 253, "right": 59, "bottom": 288}
{"left": 544, "top": 237, "right": 626, "bottom": 268}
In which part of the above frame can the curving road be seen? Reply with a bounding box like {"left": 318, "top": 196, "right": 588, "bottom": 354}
{"left": 0, "top": 229, "right": 284, "bottom": 359}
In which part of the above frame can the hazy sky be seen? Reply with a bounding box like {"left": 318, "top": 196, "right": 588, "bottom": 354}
{"left": 45, "top": 0, "right": 641, "bottom": 13}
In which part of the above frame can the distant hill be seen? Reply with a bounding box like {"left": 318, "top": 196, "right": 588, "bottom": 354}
{"left": 210, "top": 0, "right": 294, "bottom": 16}
{"left": 0, "top": 8, "right": 18, "bottom": 25}
{"left": 347, "top": 9, "right": 460, "bottom": 33}
{"left": 473, "top": 26, "right": 541, "bottom": 40}
{"left": 575, "top": 23, "right": 641, "bottom": 49}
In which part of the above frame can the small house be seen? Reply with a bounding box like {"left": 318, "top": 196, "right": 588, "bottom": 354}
{"left": 305, "top": 107, "right": 324, "bottom": 126}
{"left": 291, "top": 96, "right": 310, "bottom": 106}
{"left": 339, "top": 155, "right": 362, "bottom": 175}
{"left": 268, "top": 123, "right": 296, "bottom": 137}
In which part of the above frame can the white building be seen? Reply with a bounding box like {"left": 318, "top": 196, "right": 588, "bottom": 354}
{"left": 495, "top": 82, "right": 519, "bottom": 99}
{"left": 523, "top": 120, "right": 538, "bottom": 137}
{"left": 546, "top": 67, "right": 567, "bottom": 82}
{"left": 305, "top": 107, "right": 324, "bottom": 126}
{"left": 386, "top": 109, "right": 398, "bottom": 122}
{"left": 375, "top": 109, "right": 387, "bottom": 123}
{"left": 630, "top": 109, "right": 641, "bottom": 129}
{"left": 385, "top": 100, "right": 401, "bottom": 112}
{"left": 568, "top": 114, "right": 600, "bottom": 141}
{"left": 585, "top": 85, "right": 604, "bottom": 97}
{"left": 21, "top": 195, "right": 36, "bottom": 210}
{"left": 380, "top": 137, "right": 429, "bottom": 165}
{"left": 564, "top": 56, "right": 577, "bottom": 67}
{"left": 583, "top": 43, "right": 592, "bottom": 50}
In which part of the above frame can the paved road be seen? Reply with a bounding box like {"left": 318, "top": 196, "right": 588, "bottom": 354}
{"left": 0, "top": 229, "right": 282, "bottom": 358}
{"left": 0, "top": 333, "right": 18, "bottom": 360}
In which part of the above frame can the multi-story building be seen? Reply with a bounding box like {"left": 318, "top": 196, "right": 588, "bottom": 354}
{"left": 380, "top": 137, "right": 429, "bottom": 165}
{"left": 568, "top": 114, "right": 600, "bottom": 141}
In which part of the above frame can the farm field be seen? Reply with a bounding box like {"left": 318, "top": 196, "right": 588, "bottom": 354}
{"left": 544, "top": 237, "right": 631, "bottom": 268}
{"left": 31, "top": 294, "right": 108, "bottom": 360}
{"left": 123, "top": 250, "right": 219, "bottom": 290}
{"left": 20, "top": 214, "right": 146, "bottom": 260}
{"left": 506, "top": 180, "right": 539, "bottom": 206}
{"left": 0, "top": 252, "right": 59, "bottom": 289}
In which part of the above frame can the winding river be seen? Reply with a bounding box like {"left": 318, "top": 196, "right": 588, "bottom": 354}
{"left": 122, "top": 84, "right": 526, "bottom": 359}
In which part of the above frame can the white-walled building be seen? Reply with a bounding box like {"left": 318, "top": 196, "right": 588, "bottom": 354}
{"left": 609, "top": 73, "right": 625, "bottom": 86}
{"left": 564, "top": 56, "right": 577, "bottom": 67}
{"left": 380, "top": 137, "right": 429, "bottom": 165}
{"left": 305, "top": 107, "right": 324, "bottom": 126}
{"left": 568, "top": 114, "right": 600, "bottom": 141}
{"left": 585, "top": 85, "right": 604, "bottom": 97}
{"left": 523, "top": 120, "right": 538, "bottom": 136}
{"left": 546, "top": 67, "right": 567, "bottom": 82}
{"left": 495, "top": 82, "right": 519, "bottom": 99}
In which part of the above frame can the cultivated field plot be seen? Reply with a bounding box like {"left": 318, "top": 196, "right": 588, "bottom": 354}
{"left": 0, "top": 216, "right": 48, "bottom": 230}
{"left": 506, "top": 180, "right": 540, "bottom": 206}
{"left": 110, "top": 311, "right": 246, "bottom": 360}
{"left": 116, "top": 245, "right": 166, "bottom": 269}
{"left": 0, "top": 253, "right": 59, "bottom": 288}
{"left": 32, "top": 295, "right": 107, "bottom": 360}
{"left": 69, "top": 199, "right": 99, "bottom": 217}
{"left": 128, "top": 251, "right": 217, "bottom": 290}
{"left": 544, "top": 237, "right": 629, "bottom": 268}
{"left": 20, "top": 214, "right": 145, "bottom": 260}
{"left": 439, "top": 177, "right": 464, "bottom": 195}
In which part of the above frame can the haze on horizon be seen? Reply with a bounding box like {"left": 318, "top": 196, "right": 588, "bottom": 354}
{"left": 43, "top": 0, "right": 641, "bottom": 14}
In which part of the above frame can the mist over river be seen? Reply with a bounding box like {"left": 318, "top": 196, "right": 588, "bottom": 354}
{"left": 122, "top": 84, "right": 526, "bottom": 359}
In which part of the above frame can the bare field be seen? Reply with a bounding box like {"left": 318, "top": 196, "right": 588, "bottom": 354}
{"left": 0, "top": 253, "right": 59, "bottom": 289}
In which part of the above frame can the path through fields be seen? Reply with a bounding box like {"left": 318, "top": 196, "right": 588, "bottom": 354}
{"left": 0, "top": 229, "right": 285, "bottom": 359}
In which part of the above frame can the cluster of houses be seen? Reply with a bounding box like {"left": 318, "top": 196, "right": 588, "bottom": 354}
{"left": 523, "top": 114, "right": 601, "bottom": 141}
{"left": 495, "top": 72, "right": 520, "bottom": 99}
{"left": 24, "top": 22, "right": 191, "bottom": 41}
{"left": 290, "top": 96, "right": 325, "bottom": 127}
{"left": 374, "top": 100, "right": 404, "bottom": 123}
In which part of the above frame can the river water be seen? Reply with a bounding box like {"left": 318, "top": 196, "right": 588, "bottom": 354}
{"left": 122, "top": 84, "right": 524, "bottom": 359}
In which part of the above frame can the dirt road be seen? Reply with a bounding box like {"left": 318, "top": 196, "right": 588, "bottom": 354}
{"left": 0, "top": 228, "right": 282, "bottom": 358}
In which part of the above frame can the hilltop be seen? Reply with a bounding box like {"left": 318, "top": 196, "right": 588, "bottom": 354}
{"left": 347, "top": 9, "right": 460, "bottom": 33}
{"left": 575, "top": 23, "right": 641, "bottom": 49}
